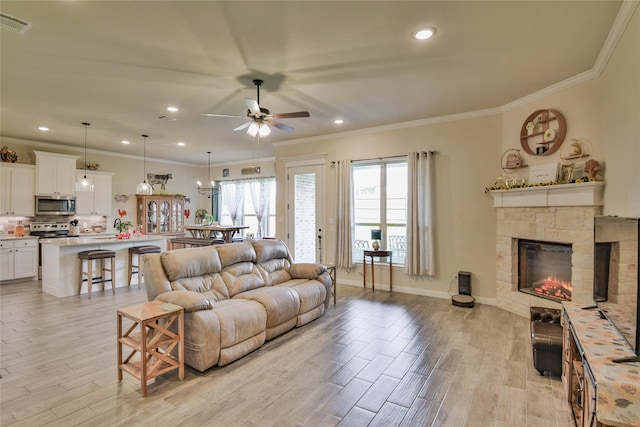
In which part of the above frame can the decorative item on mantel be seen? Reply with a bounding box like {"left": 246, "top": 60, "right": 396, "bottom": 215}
{"left": 86, "top": 161, "right": 99, "bottom": 171}
{"left": 1, "top": 146, "right": 18, "bottom": 162}
{"left": 501, "top": 149, "right": 526, "bottom": 173}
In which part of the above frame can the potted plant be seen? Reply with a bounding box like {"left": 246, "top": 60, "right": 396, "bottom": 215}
{"left": 115, "top": 220, "right": 134, "bottom": 239}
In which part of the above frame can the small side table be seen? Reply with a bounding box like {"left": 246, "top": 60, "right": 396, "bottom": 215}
{"left": 326, "top": 265, "right": 336, "bottom": 305}
{"left": 363, "top": 250, "right": 393, "bottom": 292}
{"left": 117, "top": 300, "right": 184, "bottom": 396}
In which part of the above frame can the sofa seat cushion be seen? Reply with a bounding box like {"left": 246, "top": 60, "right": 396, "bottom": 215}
{"left": 233, "top": 286, "right": 300, "bottom": 340}
{"left": 213, "top": 299, "right": 267, "bottom": 366}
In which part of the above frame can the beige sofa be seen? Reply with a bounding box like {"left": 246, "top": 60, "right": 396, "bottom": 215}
{"left": 142, "top": 239, "right": 331, "bottom": 372}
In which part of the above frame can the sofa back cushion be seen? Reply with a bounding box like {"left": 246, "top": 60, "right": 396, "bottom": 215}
{"left": 159, "top": 246, "right": 229, "bottom": 300}
{"left": 221, "top": 263, "right": 265, "bottom": 296}
{"left": 216, "top": 242, "right": 265, "bottom": 296}
{"left": 161, "top": 246, "right": 222, "bottom": 280}
{"left": 252, "top": 239, "right": 293, "bottom": 286}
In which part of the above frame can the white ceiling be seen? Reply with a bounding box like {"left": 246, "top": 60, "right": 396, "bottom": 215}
{"left": 0, "top": 1, "right": 624, "bottom": 165}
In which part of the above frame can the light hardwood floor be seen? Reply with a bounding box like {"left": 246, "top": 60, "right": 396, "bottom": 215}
{"left": 1, "top": 280, "right": 573, "bottom": 426}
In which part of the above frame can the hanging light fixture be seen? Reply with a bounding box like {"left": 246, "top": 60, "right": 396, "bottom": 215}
{"left": 246, "top": 121, "right": 271, "bottom": 138}
{"left": 79, "top": 122, "right": 92, "bottom": 189}
{"left": 197, "top": 151, "right": 217, "bottom": 198}
{"left": 135, "top": 134, "right": 153, "bottom": 195}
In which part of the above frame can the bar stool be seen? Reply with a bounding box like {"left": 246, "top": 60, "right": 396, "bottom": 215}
{"left": 128, "top": 246, "right": 161, "bottom": 287}
{"left": 78, "top": 249, "right": 116, "bottom": 299}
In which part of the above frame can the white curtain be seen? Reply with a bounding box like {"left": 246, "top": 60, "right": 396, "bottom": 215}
{"left": 222, "top": 181, "right": 245, "bottom": 226}
{"left": 335, "top": 160, "right": 355, "bottom": 268}
{"left": 248, "top": 177, "right": 273, "bottom": 239}
{"left": 405, "top": 151, "right": 436, "bottom": 276}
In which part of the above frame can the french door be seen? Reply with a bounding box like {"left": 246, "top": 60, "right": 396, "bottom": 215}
{"left": 287, "top": 164, "right": 324, "bottom": 263}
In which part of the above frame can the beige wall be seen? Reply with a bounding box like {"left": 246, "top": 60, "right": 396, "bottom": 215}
{"left": 275, "top": 115, "right": 502, "bottom": 303}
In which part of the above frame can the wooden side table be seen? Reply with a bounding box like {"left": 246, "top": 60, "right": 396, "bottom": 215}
{"left": 326, "top": 265, "right": 336, "bottom": 305}
{"left": 117, "top": 300, "right": 184, "bottom": 396}
{"left": 363, "top": 250, "right": 393, "bottom": 292}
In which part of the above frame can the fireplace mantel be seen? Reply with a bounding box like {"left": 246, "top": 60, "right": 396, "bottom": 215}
{"left": 489, "top": 182, "right": 605, "bottom": 208}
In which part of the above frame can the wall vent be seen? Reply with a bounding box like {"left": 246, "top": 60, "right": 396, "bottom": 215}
{"left": 0, "top": 13, "right": 33, "bottom": 35}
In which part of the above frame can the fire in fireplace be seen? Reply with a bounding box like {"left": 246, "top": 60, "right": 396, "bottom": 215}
{"left": 518, "top": 239, "right": 573, "bottom": 302}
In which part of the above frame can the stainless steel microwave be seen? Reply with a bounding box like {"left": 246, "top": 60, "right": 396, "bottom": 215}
{"left": 35, "top": 195, "right": 76, "bottom": 216}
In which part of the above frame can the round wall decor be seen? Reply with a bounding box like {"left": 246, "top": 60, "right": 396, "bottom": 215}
{"left": 519, "top": 109, "right": 567, "bottom": 156}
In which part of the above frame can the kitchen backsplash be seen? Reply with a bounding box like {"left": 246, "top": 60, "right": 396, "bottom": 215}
{"left": 0, "top": 216, "right": 107, "bottom": 236}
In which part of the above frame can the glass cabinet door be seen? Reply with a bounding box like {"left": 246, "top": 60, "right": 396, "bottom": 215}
{"left": 146, "top": 200, "right": 158, "bottom": 234}
{"left": 159, "top": 200, "right": 171, "bottom": 233}
{"left": 172, "top": 199, "right": 184, "bottom": 232}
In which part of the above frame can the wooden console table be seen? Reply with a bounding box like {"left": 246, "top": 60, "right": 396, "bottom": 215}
{"left": 562, "top": 302, "right": 640, "bottom": 426}
{"left": 363, "top": 250, "right": 392, "bottom": 292}
{"left": 117, "top": 300, "right": 184, "bottom": 396}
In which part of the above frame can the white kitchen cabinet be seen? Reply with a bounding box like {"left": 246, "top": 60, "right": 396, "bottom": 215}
{"left": 35, "top": 151, "right": 78, "bottom": 196}
{"left": 0, "top": 238, "right": 38, "bottom": 281}
{"left": 76, "top": 171, "right": 113, "bottom": 215}
{"left": 0, "top": 164, "right": 36, "bottom": 216}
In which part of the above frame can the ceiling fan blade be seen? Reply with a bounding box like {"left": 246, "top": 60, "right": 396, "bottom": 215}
{"left": 271, "top": 111, "right": 310, "bottom": 119}
{"left": 202, "top": 113, "right": 245, "bottom": 118}
{"left": 233, "top": 121, "right": 252, "bottom": 131}
{"left": 245, "top": 98, "right": 261, "bottom": 116}
{"left": 267, "top": 120, "right": 294, "bottom": 132}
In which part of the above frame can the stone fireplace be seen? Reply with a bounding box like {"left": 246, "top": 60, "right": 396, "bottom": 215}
{"left": 518, "top": 239, "right": 573, "bottom": 302}
{"left": 490, "top": 182, "right": 605, "bottom": 317}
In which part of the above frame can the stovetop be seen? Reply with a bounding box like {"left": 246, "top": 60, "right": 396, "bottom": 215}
{"left": 30, "top": 222, "right": 71, "bottom": 238}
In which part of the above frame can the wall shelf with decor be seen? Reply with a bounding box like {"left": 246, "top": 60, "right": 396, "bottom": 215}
{"left": 520, "top": 109, "right": 567, "bottom": 156}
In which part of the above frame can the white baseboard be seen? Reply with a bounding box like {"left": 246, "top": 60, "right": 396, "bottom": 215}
{"left": 337, "top": 278, "right": 497, "bottom": 306}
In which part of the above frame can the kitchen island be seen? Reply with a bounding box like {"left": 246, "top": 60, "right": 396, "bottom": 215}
{"left": 40, "top": 235, "right": 168, "bottom": 297}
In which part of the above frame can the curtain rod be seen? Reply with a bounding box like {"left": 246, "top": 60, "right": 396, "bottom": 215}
{"left": 330, "top": 151, "right": 439, "bottom": 166}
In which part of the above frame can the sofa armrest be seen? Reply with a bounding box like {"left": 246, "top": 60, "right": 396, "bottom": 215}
{"left": 156, "top": 290, "right": 214, "bottom": 312}
{"left": 289, "top": 263, "right": 327, "bottom": 279}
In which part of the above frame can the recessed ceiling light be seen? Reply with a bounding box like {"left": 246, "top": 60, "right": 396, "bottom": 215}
{"left": 413, "top": 27, "right": 436, "bottom": 40}
{"left": 334, "top": 119, "right": 344, "bottom": 125}
{"left": 121, "top": 140, "right": 130, "bottom": 145}
{"left": 166, "top": 106, "right": 179, "bottom": 112}
{"left": 38, "top": 126, "right": 49, "bottom": 131}
{"left": 177, "top": 141, "right": 185, "bottom": 146}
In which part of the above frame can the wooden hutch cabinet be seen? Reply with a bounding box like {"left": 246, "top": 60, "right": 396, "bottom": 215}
{"left": 136, "top": 195, "right": 185, "bottom": 236}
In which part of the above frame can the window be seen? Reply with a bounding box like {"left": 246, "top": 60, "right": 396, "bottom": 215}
{"left": 352, "top": 158, "right": 407, "bottom": 263}
{"left": 219, "top": 177, "right": 276, "bottom": 238}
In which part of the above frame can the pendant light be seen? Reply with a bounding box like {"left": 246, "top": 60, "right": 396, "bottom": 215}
{"left": 79, "top": 122, "right": 92, "bottom": 190}
{"left": 135, "top": 134, "right": 153, "bottom": 195}
{"left": 197, "top": 151, "right": 216, "bottom": 198}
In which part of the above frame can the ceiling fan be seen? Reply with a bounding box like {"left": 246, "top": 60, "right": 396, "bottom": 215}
{"left": 202, "top": 79, "right": 310, "bottom": 137}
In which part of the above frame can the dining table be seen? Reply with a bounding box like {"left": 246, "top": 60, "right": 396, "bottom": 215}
{"left": 183, "top": 225, "right": 250, "bottom": 243}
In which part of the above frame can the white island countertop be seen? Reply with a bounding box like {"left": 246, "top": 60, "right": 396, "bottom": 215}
{"left": 39, "top": 235, "right": 166, "bottom": 246}
{"left": 40, "top": 235, "right": 169, "bottom": 297}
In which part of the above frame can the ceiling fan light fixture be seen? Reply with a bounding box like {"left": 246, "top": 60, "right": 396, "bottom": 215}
{"left": 413, "top": 27, "right": 436, "bottom": 40}
{"left": 258, "top": 123, "right": 271, "bottom": 137}
{"left": 247, "top": 122, "right": 260, "bottom": 137}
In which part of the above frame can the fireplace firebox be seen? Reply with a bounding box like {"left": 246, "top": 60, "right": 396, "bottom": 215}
{"left": 518, "top": 239, "right": 573, "bottom": 302}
